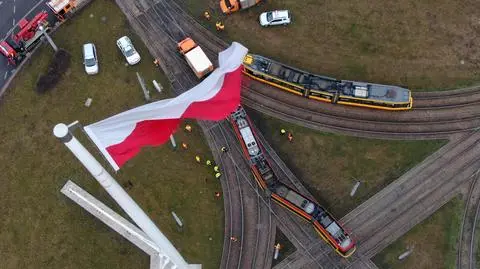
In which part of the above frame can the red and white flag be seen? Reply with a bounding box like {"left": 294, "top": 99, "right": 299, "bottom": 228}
{"left": 84, "top": 42, "right": 248, "bottom": 170}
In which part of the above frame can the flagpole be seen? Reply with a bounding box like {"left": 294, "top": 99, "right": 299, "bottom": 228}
{"left": 53, "top": 123, "right": 201, "bottom": 269}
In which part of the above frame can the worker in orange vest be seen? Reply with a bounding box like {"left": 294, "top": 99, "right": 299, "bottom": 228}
{"left": 181, "top": 142, "right": 188, "bottom": 150}
{"left": 216, "top": 21, "right": 225, "bottom": 31}
{"left": 287, "top": 132, "right": 293, "bottom": 142}
{"left": 214, "top": 191, "right": 221, "bottom": 198}
{"left": 204, "top": 11, "right": 211, "bottom": 20}
{"left": 185, "top": 124, "right": 192, "bottom": 132}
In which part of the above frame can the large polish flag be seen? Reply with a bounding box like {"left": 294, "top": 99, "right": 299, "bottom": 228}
{"left": 84, "top": 42, "right": 248, "bottom": 171}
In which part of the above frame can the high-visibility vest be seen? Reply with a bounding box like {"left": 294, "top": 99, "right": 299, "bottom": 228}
{"left": 206, "top": 160, "right": 212, "bottom": 166}
{"left": 214, "top": 166, "right": 219, "bottom": 172}
{"left": 215, "top": 172, "right": 221, "bottom": 178}
{"left": 195, "top": 156, "right": 201, "bottom": 162}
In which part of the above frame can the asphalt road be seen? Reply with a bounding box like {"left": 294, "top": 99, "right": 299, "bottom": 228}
{"left": 0, "top": 0, "right": 49, "bottom": 88}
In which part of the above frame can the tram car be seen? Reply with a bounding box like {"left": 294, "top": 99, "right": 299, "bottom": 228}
{"left": 229, "top": 106, "right": 356, "bottom": 257}
{"left": 242, "top": 54, "right": 413, "bottom": 111}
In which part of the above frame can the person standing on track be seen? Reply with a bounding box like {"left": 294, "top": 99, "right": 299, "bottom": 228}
{"left": 221, "top": 146, "right": 228, "bottom": 153}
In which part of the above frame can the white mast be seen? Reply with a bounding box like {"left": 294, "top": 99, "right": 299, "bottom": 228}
{"left": 53, "top": 123, "right": 201, "bottom": 269}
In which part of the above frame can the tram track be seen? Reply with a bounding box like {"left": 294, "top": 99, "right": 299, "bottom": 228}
{"left": 343, "top": 132, "right": 480, "bottom": 257}
{"left": 114, "top": 0, "right": 480, "bottom": 268}
{"left": 242, "top": 85, "right": 480, "bottom": 140}
{"left": 172, "top": 0, "right": 480, "bottom": 140}
{"left": 457, "top": 170, "right": 480, "bottom": 269}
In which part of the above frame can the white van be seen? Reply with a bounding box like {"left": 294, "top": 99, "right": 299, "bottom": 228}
{"left": 82, "top": 43, "right": 99, "bottom": 75}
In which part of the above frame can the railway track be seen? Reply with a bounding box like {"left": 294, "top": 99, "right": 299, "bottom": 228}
{"left": 115, "top": 2, "right": 324, "bottom": 268}
{"left": 241, "top": 84, "right": 480, "bottom": 140}
{"left": 273, "top": 132, "right": 480, "bottom": 268}
{"left": 115, "top": 1, "right": 480, "bottom": 268}
{"left": 457, "top": 170, "right": 480, "bottom": 269}
{"left": 344, "top": 132, "right": 480, "bottom": 257}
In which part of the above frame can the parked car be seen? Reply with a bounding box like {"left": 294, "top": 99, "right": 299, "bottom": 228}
{"left": 82, "top": 43, "right": 98, "bottom": 75}
{"left": 116, "top": 36, "right": 141, "bottom": 65}
{"left": 259, "top": 10, "right": 291, "bottom": 27}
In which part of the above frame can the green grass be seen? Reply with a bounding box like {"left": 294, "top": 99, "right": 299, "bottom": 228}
{"left": 271, "top": 228, "right": 296, "bottom": 267}
{"left": 246, "top": 108, "right": 446, "bottom": 217}
{"left": 181, "top": 0, "right": 480, "bottom": 90}
{"left": 0, "top": 1, "right": 223, "bottom": 268}
{"left": 372, "top": 197, "right": 463, "bottom": 269}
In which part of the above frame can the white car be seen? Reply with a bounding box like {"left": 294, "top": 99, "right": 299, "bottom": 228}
{"left": 116, "top": 36, "right": 141, "bottom": 65}
{"left": 259, "top": 10, "right": 291, "bottom": 27}
{"left": 82, "top": 43, "right": 98, "bottom": 75}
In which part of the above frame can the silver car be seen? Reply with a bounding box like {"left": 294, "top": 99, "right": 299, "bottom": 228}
{"left": 82, "top": 43, "right": 99, "bottom": 75}
{"left": 116, "top": 36, "right": 141, "bottom": 65}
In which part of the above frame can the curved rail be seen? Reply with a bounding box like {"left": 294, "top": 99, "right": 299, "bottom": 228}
{"left": 457, "top": 170, "right": 480, "bottom": 269}
{"left": 172, "top": 0, "right": 480, "bottom": 140}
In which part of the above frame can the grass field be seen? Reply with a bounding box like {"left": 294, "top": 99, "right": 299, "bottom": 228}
{"left": 0, "top": 1, "right": 223, "bottom": 268}
{"left": 373, "top": 197, "right": 463, "bottom": 269}
{"left": 246, "top": 109, "right": 446, "bottom": 217}
{"left": 182, "top": 0, "right": 480, "bottom": 90}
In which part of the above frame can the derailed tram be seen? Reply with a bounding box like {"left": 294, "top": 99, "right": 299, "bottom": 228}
{"left": 229, "top": 106, "right": 356, "bottom": 258}
{"left": 243, "top": 54, "right": 413, "bottom": 111}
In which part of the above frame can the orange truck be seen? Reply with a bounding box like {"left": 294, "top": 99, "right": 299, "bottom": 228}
{"left": 220, "top": 0, "right": 262, "bottom": 14}
{"left": 177, "top": 38, "right": 213, "bottom": 79}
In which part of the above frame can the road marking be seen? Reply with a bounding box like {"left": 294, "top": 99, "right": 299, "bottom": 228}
{"left": 4, "top": 72, "right": 8, "bottom": 80}
{"left": 12, "top": 18, "right": 15, "bottom": 26}
{"left": 0, "top": 2, "right": 3, "bottom": 7}
{"left": 3, "top": 0, "right": 46, "bottom": 40}
{"left": 13, "top": 5, "right": 16, "bottom": 14}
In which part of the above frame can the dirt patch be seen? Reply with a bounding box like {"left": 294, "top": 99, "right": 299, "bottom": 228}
{"left": 35, "top": 49, "right": 71, "bottom": 93}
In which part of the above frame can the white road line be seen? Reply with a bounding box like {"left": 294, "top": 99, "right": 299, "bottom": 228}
{"left": 13, "top": 5, "right": 16, "bottom": 14}
{"left": 12, "top": 18, "right": 15, "bottom": 26}
{"left": 3, "top": 0, "right": 46, "bottom": 40}
{"left": 0, "top": 1, "right": 3, "bottom": 7}
{"left": 4, "top": 71, "right": 8, "bottom": 80}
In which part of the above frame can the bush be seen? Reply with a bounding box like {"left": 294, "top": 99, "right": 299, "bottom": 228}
{"left": 35, "top": 49, "right": 71, "bottom": 94}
